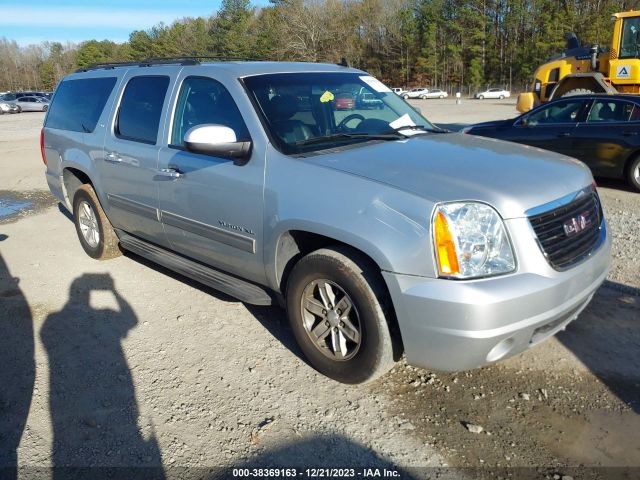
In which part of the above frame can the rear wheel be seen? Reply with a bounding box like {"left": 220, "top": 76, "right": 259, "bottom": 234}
{"left": 73, "top": 184, "right": 121, "bottom": 260}
{"left": 626, "top": 155, "right": 640, "bottom": 192}
{"left": 286, "top": 247, "right": 397, "bottom": 384}
{"left": 419, "top": 95, "right": 427, "bottom": 99}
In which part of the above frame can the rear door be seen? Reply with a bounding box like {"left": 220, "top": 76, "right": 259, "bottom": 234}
{"left": 571, "top": 98, "right": 640, "bottom": 177}
{"left": 100, "top": 69, "right": 177, "bottom": 246}
{"left": 501, "top": 98, "right": 591, "bottom": 157}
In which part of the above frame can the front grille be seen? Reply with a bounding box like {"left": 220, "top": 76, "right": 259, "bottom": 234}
{"left": 529, "top": 191, "right": 603, "bottom": 270}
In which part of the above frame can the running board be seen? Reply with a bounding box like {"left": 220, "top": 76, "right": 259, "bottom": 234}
{"left": 117, "top": 232, "right": 273, "bottom": 306}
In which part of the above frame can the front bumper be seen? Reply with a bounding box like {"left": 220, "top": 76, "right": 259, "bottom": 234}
{"left": 383, "top": 219, "right": 611, "bottom": 372}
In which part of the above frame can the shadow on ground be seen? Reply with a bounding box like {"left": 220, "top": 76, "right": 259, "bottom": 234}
{"left": 39, "top": 273, "right": 165, "bottom": 476}
{"left": 557, "top": 280, "right": 640, "bottom": 413}
{"left": 0, "top": 237, "right": 35, "bottom": 480}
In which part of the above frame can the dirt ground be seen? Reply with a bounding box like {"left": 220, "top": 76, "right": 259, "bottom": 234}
{"left": 0, "top": 104, "right": 638, "bottom": 480}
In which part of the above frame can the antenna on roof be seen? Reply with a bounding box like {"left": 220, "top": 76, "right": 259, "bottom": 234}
{"left": 338, "top": 57, "right": 350, "bottom": 67}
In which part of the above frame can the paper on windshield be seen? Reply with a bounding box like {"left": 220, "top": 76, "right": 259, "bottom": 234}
{"left": 359, "top": 76, "right": 392, "bottom": 93}
{"left": 389, "top": 114, "right": 416, "bottom": 130}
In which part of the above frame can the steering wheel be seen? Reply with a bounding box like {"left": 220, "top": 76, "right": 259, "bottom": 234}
{"left": 337, "top": 113, "right": 365, "bottom": 131}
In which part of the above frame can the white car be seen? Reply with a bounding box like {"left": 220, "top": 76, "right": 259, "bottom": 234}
{"left": 401, "top": 88, "right": 430, "bottom": 99}
{"left": 8, "top": 96, "right": 49, "bottom": 112}
{"left": 423, "top": 88, "right": 448, "bottom": 99}
{"left": 476, "top": 88, "right": 511, "bottom": 100}
{"left": 392, "top": 87, "right": 406, "bottom": 95}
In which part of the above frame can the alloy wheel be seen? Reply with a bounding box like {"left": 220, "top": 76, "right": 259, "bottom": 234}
{"left": 300, "top": 279, "right": 361, "bottom": 361}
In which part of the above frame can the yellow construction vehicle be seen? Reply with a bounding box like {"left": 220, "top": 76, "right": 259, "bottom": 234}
{"left": 517, "top": 11, "right": 640, "bottom": 112}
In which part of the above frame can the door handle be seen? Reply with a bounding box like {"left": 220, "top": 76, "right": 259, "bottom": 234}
{"left": 105, "top": 151, "right": 122, "bottom": 163}
{"left": 557, "top": 132, "right": 571, "bottom": 137}
{"left": 157, "top": 168, "right": 184, "bottom": 179}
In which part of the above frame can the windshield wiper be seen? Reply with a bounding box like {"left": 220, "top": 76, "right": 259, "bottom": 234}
{"left": 295, "top": 132, "right": 405, "bottom": 147}
{"left": 384, "top": 125, "right": 450, "bottom": 135}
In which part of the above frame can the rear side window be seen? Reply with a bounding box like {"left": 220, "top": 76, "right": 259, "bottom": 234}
{"left": 45, "top": 77, "right": 117, "bottom": 133}
{"left": 116, "top": 76, "right": 169, "bottom": 144}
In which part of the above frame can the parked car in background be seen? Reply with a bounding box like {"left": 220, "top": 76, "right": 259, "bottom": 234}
{"left": 8, "top": 96, "right": 49, "bottom": 112}
{"left": 423, "top": 88, "right": 448, "bottom": 99}
{"left": 0, "top": 101, "right": 21, "bottom": 114}
{"left": 462, "top": 94, "right": 640, "bottom": 191}
{"left": 402, "top": 88, "right": 430, "bottom": 99}
{"left": 476, "top": 88, "right": 511, "bottom": 99}
{"left": 392, "top": 88, "right": 405, "bottom": 95}
{"left": 335, "top": 93, "right": 355, "bottom": 110}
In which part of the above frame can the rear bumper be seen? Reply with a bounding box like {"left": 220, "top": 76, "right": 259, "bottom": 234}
{"left": 383, "top": 221, "right": 611, "bottom": 372}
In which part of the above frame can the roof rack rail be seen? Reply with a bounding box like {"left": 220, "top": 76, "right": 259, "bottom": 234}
{"left": 75, "top": 55, "right": 265, "bottom": 73}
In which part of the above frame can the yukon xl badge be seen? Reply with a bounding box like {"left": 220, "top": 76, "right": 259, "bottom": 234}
{"left": 219, "top": 220, "right": 254, "bottom": 235}
{"left": 563, "top": 213, "right": 591, "bottom": 237}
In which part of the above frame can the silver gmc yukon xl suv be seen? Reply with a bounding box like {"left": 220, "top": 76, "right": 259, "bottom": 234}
{"left": 42, "top": 60, "right": 611, "bottom": 383}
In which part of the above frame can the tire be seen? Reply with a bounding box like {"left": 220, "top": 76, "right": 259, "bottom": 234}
{"left": 478, "top": 95, "right": 484, "bottom": 100}
{"left": 72, "top": 184, "right": 121, "bottom": 260}
{"left": 286, "top": 247, "right": 398, "bottom": 384}
{"left": 626, "top": 155, "right": 640, "bottom": 192}
{"left": 419, "top": 95, "right": 427, "bottom": 99}
{"left": 402, "top": 94, "right": 409, "bottom": 100}
{"left": 439, "top": 95, "right": 444, "bottom": 99}
{"left": 561, "top": 88, "right": 595, "bottom": 97}
{"left": 499, "top": 95, "right": 505, "bottom": 100}
{"left": 42, "top": 105, "right": 48, "bottom": 112}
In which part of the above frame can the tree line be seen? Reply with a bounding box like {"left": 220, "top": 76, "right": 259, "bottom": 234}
{"left": 0, "top": 0, "right": 636, "bottom": 94}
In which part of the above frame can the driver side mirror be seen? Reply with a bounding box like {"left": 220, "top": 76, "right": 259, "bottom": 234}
{"left": 184, "top": 125, "right": 252, "bottom": 166}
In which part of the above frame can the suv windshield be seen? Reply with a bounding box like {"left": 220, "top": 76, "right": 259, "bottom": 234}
{"left": 243, "top": 72, "right": 435, "bottom": 154}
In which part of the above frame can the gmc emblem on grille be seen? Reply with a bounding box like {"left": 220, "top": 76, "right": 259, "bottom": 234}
{"left": 563, "top": 212, "right": 591, "bottom": 237}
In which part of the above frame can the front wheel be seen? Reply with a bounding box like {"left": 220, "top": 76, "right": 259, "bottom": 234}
{"left": 478, "top": 95, "right": 484, "bottom": 100}
{"left": 419, "top": 95, "right": 427, "bottom": 99}
{"left": 42, "top": 105, "right": 48, "bottom": 112}
{"left": 402, "top": 94, "right": 409, "bottom": 100}
{"left": 627, "top": 155, "right": 640, "bottom": 192}
{"left": 499, "top": 95, "right": 505, "bottom": 100}
{"left": 286, "top": 247, "right": 398, "bottom": 384}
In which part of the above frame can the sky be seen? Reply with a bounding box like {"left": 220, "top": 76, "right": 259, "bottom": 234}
{"left": 0, "top": 0, "right": 268, "bottom": 46}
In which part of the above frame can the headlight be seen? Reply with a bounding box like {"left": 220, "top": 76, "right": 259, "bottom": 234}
{"left": 433, "top": 202, "right": 515, "bottom": 279}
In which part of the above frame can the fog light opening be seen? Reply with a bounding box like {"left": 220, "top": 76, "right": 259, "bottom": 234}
{"left": 486, "top": 337, "right": 515, "bottom": 363}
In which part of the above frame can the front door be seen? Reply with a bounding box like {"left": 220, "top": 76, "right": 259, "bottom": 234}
{"left": 571, "top": 98, "right": 640, "bottom": 177}
{"left": 157, "top": 74, "right": 266, "bottom": 284}
{"left": 100, "top": 70, "right": 176, "bottom": 246}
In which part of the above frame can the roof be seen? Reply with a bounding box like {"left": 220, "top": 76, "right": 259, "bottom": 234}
{"left": 74, "top": 58, "right": 363, "bottom": 77}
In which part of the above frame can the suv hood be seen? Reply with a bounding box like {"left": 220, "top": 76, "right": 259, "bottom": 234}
{"left": 306, "top": 133, "right": 593, "bottom": 219}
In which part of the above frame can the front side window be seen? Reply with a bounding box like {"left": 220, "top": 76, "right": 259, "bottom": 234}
{"left": 620, "top": 17, "right": 640, "bottom": 58}
{"left": 243, "top": 72, "right": 434, "bottom": 154}
{"left": 587, "top": 99, "right": 636, "bottom": 123}
{"left": 116, "top": 76, "right": 169, "bottom": 144}
{"left": 526, "top": 99, "right": 590, "bottom": 125}
{"left": 171, "top": 76, "right": 249, "bottom": 147}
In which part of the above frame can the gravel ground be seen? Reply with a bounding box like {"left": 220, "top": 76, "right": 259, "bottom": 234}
{"left": 0, "top": 107, "right": 638, "bottom": 479}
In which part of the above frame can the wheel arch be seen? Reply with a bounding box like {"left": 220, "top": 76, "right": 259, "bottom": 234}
{"left": 274, "top": 229, "right": 404, "bottom": 359}
{"left": 549, "top": 73, "right": 617, "bottom": 100}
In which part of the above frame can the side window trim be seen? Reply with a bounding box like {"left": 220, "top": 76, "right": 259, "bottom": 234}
{"left": 114, "top": 74, "right": 171, "bottom": 145}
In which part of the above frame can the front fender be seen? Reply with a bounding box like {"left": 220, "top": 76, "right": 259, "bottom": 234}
{"left": 263, "top": 151, "right": 436, "bottom": 291}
